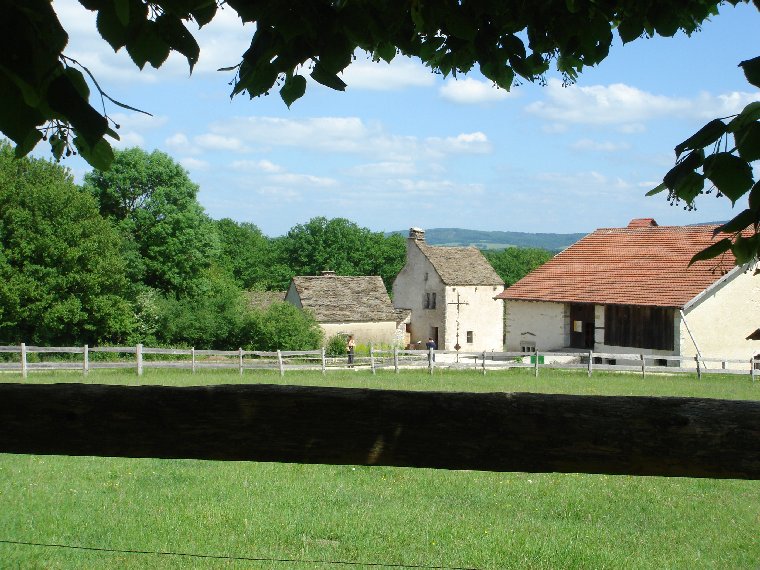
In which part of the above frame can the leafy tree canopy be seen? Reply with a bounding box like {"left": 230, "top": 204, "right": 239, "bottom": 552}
{"left": 0, "top": 0, "right": 749, "bottom": 169}
{"left": 83, "top": 147, "right": 218, "bottom": 295}
{"left": 0, "top": 140, "right": 133, "bottom": 345}
{"left": 483, "top": 247, "right": 553, "bottom": 287}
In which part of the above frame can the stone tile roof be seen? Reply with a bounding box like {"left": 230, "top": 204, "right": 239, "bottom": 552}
{"left": 291, "top": 275, "right": 397, "bottom": 322}
{"left": 418, "top": 243, "right": 504, "bottom": 286}
{"left": 496, "top": 220, "right": 742, "bottom": 308}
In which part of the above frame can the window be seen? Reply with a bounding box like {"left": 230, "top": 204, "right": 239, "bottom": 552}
{"left": 424, "top": 292, "right": 436, "bottom": 309}
{"left": 604, "top": 305, "right": 674, "bottom": 350}
{"left": 431, "top": 292, "right": 436, "bottom": 309}
{"left": 466, "top": 331, "right": 474, "bottom": 343}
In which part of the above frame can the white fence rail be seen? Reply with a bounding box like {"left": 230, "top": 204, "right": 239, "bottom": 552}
{"left": 0, "top": 343, "right": 757, "bottom": 380}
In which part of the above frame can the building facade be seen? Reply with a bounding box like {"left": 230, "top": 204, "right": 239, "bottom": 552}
{"left": 393, "top": 228, "right": 505, "bottom": 352}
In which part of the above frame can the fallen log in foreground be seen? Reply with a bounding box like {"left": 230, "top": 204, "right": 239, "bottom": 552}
{"left": 0, "top": 383, "right": 758, "bottom": 479}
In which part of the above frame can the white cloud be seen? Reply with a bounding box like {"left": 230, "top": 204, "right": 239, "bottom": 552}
{"left": 194, "top": 133, "right": 247, "bottom": 152}
{"left": 179, "top": 157, "right": 210, "bottom": 171}
{"left": 346, "top": 161, "right": 417, "bottom": 178}
{"left": 571, "top": 139, "right": 631, "bottom": 152}
{"left": 108, "top": 113, "right": 167, "bottom": 149}
{"left": 231, "top": 159, "right": 284, "bottom": 173}
{"left": 439, "top": 78, "right": 514, "bottom": 104}
{"left": 526, "top": 78, "right": 760, "bottom": 127}
{"left": 340, "top": 56, "right": 435, "bottom": 90}
{"left": 208, "top": 116, "right": 492, "bottom": 160}
{"left": 268, "top": 173, "right": 337, "bottom": 187}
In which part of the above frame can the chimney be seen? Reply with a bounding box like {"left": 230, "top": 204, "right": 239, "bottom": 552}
{"left": 320, "top": 270, "right": 336, "bottom": 276}
{"left": 627, "top": 218, "right": 658, "bottom": 228}
{"left": 409, "top": 227, "right": 425, "bottom": 242}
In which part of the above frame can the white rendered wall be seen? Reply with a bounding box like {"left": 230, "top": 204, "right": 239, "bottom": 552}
{"left": 320, "top": 321, "right": 398, "bottom": 346}
{"left": 680, "top": 269, "right": 760, "bottom": 361}
{"left": 392, "top": 239, "right": 445, "bottom": 346}
{"left": 442, "top": 285, "right": 504, "bottom": 352}
{"left": 504, "top": 301, "right": 567, "bottom": 351}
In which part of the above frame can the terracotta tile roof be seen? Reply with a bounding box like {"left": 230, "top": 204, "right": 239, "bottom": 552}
{"left": 290, "top": 275, "right": 397, "bottom": 323}
{"left": 418, "top": 243, "right": 504, "bottom": 286}
{"left": 496, "top": 220, "right": 741, "bottom": 308}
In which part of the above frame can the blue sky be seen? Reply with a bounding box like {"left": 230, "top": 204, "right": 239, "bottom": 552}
{"left": 47, "top": 0, "right": 760, "bottom": 237}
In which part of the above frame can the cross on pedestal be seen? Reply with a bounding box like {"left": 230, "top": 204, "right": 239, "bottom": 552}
{"left": 447, "top": 292, "right": 469, "bottom": 361}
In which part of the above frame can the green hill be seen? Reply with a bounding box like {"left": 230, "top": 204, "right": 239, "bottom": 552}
{"left": 388, "top": 227, "right": 587, "bottom": 251}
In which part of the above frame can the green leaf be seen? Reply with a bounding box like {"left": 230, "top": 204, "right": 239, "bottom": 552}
{"left": 156, "top": 14, "right": 200, "bottom": 71}
{"left": 749, "top": 181, "right": 760, "bottom": 212}
{"left": 663, "top": 149, "right": 703, "bottom": 191}
{"left": 64, "top": 67, "right": 90, "bottom": 99}
{"left": 646, "top": 182, "right": 667, "bottom": 197}
{"left": 14, "top": 128, "right": 43, "bottom": 158}
{"left": 672, "top": 171, "right": 704, "bottom": 203}
{"left": 96, "top": 5, "right": 129, "bottom": 51}
{"left": 0, "top": 72, "right": 45, "bottom": 146}
{"left": 703, "top": 152, "right": 754, "bottom": 204}
{"left": 739, "top": 56, "right": 760, "bottom": 89}
{"left": 126, "top": 21, "right": 171, "bottom": 69}
{"left": 73, "top": 136, "right": 114, "bottom": 171}
{"left": 46, "top": 72, "right": 108, "bottom": 146}
{"left": 279, "top": 74, "right": 306, "bottom": 108}
{"left": 310, "top": 63, "right": 347, "bottom": 91}
{"left": 714, "top": 209, "right": 755, "bottom": 236}
{"left": 114, "top": 0, "right": 130, "bottom": 26}
{"left": 735, "top": 122, "right": 760, "bottom": 162}
{"left": 617, "top": 18, "right": 644, "bottom": 43}
{"left": 674, "top": 118, "right": 726, "bottom": 158}
{"left": 728, "top": 101, "right": 760, "bottom": 132}
{"left": 689, "top": 238, "right": 731, "bottom": 266}
{"left": 191, "top": 1, "right": 217, "bottom": 27}
{"left": 374, "top": 42, "right": 396, "bottom": 64}
{"left": 731, "top": 234, "right": 759, "bottom": 265}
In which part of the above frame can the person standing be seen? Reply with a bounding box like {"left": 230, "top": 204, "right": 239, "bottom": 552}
{"left": 347, "top": 335, "right": 356, "bottom": 366}
{"left": 426, "top": 337, "right": 437, "bottom": 361}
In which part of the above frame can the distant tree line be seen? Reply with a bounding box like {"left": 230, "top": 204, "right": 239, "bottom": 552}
{"left": 0, "top": 143, "right": 551, "bottom": 349}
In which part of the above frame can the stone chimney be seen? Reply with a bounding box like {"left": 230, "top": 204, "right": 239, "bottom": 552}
{"left": 409, "top": 227, "right": 425, "bottom": 242}
{"left": 320, "top": 270, "right": 336, "bottom": 276}
{"left": 627, "top": 218, "right": 658, "bottom": 228}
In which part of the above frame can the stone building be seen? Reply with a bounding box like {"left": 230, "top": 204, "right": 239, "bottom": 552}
{"left": 496, "top": 218, "right": 760, "bottom": 365}
{"left": 285, "top": 272, "right": 403, "bottom": 345}
{"left": 392, "top": 228, "right": 505, "bottom": 352}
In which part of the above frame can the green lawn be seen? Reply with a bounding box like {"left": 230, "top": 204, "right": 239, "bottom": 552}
{"left": 1, "top": 369, "right": 758, "bottom": 569}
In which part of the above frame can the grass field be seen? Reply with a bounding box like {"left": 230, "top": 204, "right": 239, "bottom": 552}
{"left": 1, "top": 368, "right": 758, "bottom": 569}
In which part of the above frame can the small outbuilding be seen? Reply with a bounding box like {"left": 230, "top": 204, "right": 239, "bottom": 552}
{"left": 496, "top": 218, "right": 760, "bottom": 365}
{"left": 285, "top": 272, "right": 402, "bottom": 346}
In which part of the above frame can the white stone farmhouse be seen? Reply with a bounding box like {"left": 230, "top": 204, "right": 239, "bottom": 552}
{"left": 496, "top": 218, "right": 760, "bottom": 364}
{"left": 285, "top": 272, "right": 403, "bottom": 345}
{"left": 393, "top": 228, "right": 505, "bottom": 352}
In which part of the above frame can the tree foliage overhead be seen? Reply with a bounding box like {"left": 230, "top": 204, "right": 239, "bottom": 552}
{"left": 0, "top": 0, "right": 750, "bottom": 170}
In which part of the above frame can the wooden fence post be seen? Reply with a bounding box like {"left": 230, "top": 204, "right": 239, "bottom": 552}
{"left": 136, "top": 343, "right": 143, "bottom": 377}
{"left": 695, "top": 356, "right": 702, "bottom": 380}
{"left": 428, "top": 348, "right": 434, "bottom": 375}
{"left": 534, "top": 350, "right": 539, "bottom": 378}
{"left": 277, "top": 350, "right": 284, "bottom": 377}
{"left": 20, "top": 343, "right": 27, "bottom": 380}
{"left": 239, "top": 347, "right": 244, "bottom": 376}
{"left": 370, "top": 344, "right": 376, "bottom": 375}
{"left": 641, "top": 354, "right": 646, "bottom": 378}
{"left": 321, "top": 348, "right": 326, "bottom": 375}
{"left": 83, "top": 345, "right": 89, "bottom": 376}
{"left": 751, "top": 358, "right": 756, "bottom": 382}
{"left": 482, "top": 351, "right": 486, "bottom": 375}
{"left": 191, "top": 347, "right": 196, "bottom": 374}
{"left": 588, "top": 350, "right": 593, "bottom": 377}
{"left": 393, "top": 346, "right": 399, "bottom": 374}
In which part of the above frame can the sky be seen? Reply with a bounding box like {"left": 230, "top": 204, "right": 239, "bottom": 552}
{"left": 42, "top": 1, "right": 760, "bottom": 237}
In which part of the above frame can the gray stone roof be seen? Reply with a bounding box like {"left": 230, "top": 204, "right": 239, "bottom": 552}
{"left": 418, "top": 243, "right": 504, "bottom": 286}
{"left": 291, "top": 275, "right": 397, "bottom": 323}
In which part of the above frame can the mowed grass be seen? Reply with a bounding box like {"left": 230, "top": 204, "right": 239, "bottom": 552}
{"left": 1, "top": 368, "right": 759, "bottom": 569}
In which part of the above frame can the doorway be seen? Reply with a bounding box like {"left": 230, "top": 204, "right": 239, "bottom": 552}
{"left": 569, "top": 304, "right": 595, "bottom": 349}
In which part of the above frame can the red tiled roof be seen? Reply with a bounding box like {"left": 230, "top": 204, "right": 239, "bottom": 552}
{"left": 496, "top": 220, "right": 741, "bottom": 308}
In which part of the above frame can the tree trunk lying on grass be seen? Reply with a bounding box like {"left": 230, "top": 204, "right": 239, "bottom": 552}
{"left": 0, "top": 383, "right": 758, "bottom": 479}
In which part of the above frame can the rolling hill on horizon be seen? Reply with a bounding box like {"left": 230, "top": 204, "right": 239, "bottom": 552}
{"left": 388, "top": 227, "right": 588, "bottom": 251}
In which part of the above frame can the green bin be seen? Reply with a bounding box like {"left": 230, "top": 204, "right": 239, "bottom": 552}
{"left": 529, "top": 355, "right": 544, "bottom": 364}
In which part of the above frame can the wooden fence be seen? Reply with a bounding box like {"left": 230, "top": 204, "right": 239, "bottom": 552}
{"left": 0, "top": 344, "right": 757, "bottom": 379}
